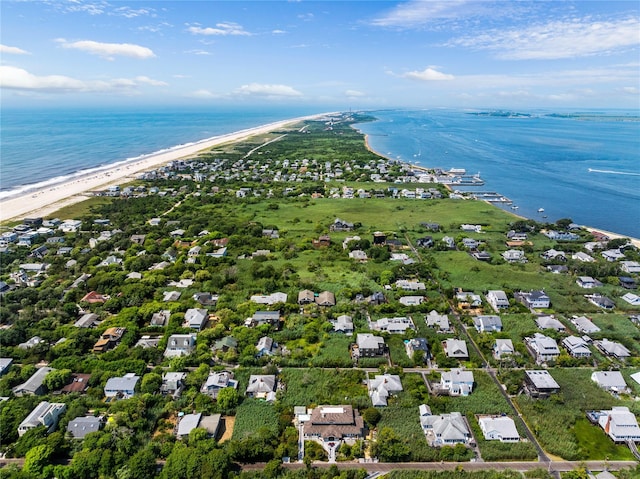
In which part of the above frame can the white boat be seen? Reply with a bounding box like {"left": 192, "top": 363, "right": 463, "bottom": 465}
{"left": 538, "top": 208, "right": 545, "bottom": 213}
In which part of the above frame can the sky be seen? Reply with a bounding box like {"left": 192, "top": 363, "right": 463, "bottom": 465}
{"left": 1, "top": 0, "right": 639, "bottom": 109}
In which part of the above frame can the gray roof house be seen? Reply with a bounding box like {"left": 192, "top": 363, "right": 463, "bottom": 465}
{"left": 425, "top": 310, "right": 451, "bottom": 333}
{"left": 591, "top": 371, "right": 628, "bottom": 393}
{"left": 201, "top": 371, "right": 238, "bottom": 399}
{"left": 18, "top": 401, "right": 66, "bottom": 437}
{"left": 419, "top": 405, "right": 472, "bottom": 446}
{"left": 104, "top": 373, "right": 140, "bottom": 399}
{"left": 164, "top": 333, "right": 197, "bottom": 358}
{"left": 246, "top": 375, "right": 277, "bottom": 401}
{"left": 595, "top": 339, "right": 631, "bottom": 360}
{"left": 442, "top": 339, "right": 468, "bottom": 359}
{"left": 405, "top": 338, "right": 429, "bottom": 362}
{"left": 486, "top": 290, "right": 509, "bottom": 311}
{"left": 332, "top": 315, "right": 354, "bottom": 334}
{"left": 493, "top": 339, "right": 515, "bottom": 360}
{"left": 355, "top": 333, "right": 385, "bottom": 357}
{"left": 478, "top": 416, "right": 519, "bottom": 443}
{"left": 596, "top": 407, "right": 640, "bottom": 443}
{"left": 150, "top": 310, "right": 171, "bottom": 327}
{"left": 176, "top": 413, "right": 221, "bottom": 440}
{"left": 67, "top": 416, "right": 104, "bottom": 439}
{"left": 524, "top": 370, "right": 560, "bottom": 398}
{"left": 526, "top": 333, "right": 560, "bottom": 364}
{"left": 185, "top": 308, "right": 208, "bottom": 331}
{"left": 562, "top": 336, "right": 591, "bottom": 358}
{"left": 440, "top": 369, "right": 474, "bottom": 396}
{"left": 74, "top": 313, "right": 100, "bottom": 328}
{"left": 0, "top": 358, "right": 13, "bottom": 376}
{"left": 13, "top": 367, "right": 54, "bottom": 397}
{"left": 160, "top": 372, "right": 187, "bottom": 398}
{"left": 371, "top": 316, "right": 415, "bottom": 334}
{"left": 368, "top": 374, "right": 403, "bottom": 407}
{"left": 535, "top": 315, "right": 565, "bottom": 332}
{"left": 570, "top": 315, "right": 601, "bottom": 334}
{"left": 256, "top": 336, "right": 277, "bottom": 357}
{"left": 473, "top": 315, "right": 502, "bottom": 333}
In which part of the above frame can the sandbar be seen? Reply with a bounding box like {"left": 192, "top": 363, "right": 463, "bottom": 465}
{"left": 0, "top": 113, "right": 333, "bottom": 223}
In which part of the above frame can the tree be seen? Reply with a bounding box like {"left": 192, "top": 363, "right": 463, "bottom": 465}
{"left": 127, "top": 448, "right": 159, "bottom": 479}
{"left": 23, "top": 444, "right": 54, "bottom": 477}
{"left": 140, "top": 372, "right": 162, "bottom": 394}
{"left": 216, "top": 387, "right": 239, "bottom": 412}
{"left": 43, "top": 368, "right": 72, "bottom": 391}
{"left": 362, "top": 407, "right": 381, "bottom": 428}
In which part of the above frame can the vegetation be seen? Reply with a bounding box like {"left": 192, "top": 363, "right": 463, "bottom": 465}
{"left": 0, "top": 112, "right": 638, "bottom": 478}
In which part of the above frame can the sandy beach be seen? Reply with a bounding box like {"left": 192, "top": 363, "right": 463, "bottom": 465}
{"left": 0, "top": 113, "right": 332, "bottom": 223}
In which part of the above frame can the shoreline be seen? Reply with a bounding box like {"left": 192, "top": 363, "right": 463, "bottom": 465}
{"left": 362, "top": 131, "right": 640, "bottom": 247}
{"left": 0, "top": 112, "right": 334, "bottom": 223}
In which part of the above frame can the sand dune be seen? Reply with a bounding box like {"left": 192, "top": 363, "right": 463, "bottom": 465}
{"left": 0, "top": 113, "right": 330, "bottom": 222}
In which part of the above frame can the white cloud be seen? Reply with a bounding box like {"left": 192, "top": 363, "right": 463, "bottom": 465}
{"left": 345, "top": 89, "right": 365, "bottom": 97}
{"left": 402, "top": 67, "right": 455, "bottom": 81}
{"left": 447, "top": 16, "right": 640, "bottom": 60}
{"left": 235, "top": 83, "right": 303, "bottom": 98}
{"left": 134, "top": 76, "right": 167, "bottom": 87}
{"left": 113, "top": 6, "right": 155, "bottom": 18}
{"left": 56, "top": 39, "right": 155, "bottom": 60}
{"left": 185, "top": 49, "right": 211, "bottom": 56}
{"left": 370, "top": 0, "right": 471, "bottom": 28}
{"left": 272, "top": 29, "right": 287, "bottom": 35}
{"left": 188, "top": 23, "right": 251, "bottom": 36}
{"left": 0, "top": 66, "right": 165, "bottom": 93}
{"left": 0, "top": 44, "right": 30, "bottom": 55}
{"left": 620, "top": 86, "right": 639, "bottom": 95}
{"left": 188, "top": 89, "right": 222, "bottom": 99}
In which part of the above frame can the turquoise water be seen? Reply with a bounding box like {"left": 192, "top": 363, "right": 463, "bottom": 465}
{"left": 1, "top": 106, "right": 638, "bottom": 237}
{"left": 356, "top": 109, "right": 640, "bottom": 238}
{"left": 0, "top": 105, "right": 323, "bottom": 199}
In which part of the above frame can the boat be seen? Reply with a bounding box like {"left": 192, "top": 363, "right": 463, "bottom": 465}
{"left": 511, "top": 205, "right": 519, "bottom": 210}
{"left": 538, "top": 208, "right": 545, "bottom": 213}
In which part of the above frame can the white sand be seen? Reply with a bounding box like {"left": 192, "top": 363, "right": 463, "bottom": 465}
{"left": 0, "top": 113, "right": 333, "bottom": 222}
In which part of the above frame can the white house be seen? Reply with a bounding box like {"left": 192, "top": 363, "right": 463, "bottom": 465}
{"left": 591, "top": 371, "right": 628, "bottom": 393}
{"left": 562, "top": 336, "right": 591, "bottom": 358}
{"left": 368, "top": 374, "right": 403, "bottom": 406}
{"left": 486, "top": 290, "right": 509, "bottom": 311}
{"left": 419, "top": 405, "right": 472, "bottom": 446}
{"left": 493, "top": 339, "right": 515, "bottom": 360}
{"left": 526, "top": 333, "right": 560, "bottom": 364}
{"left": 18, "top": 401, "right": 66, "bottom": 437}
{"left": 440, "top": 369, "right": 474, "bottom": 396}
{"left": 473, "top": 315, "right": 502, "bottom": 333}
{"left": 371, "top": 316, "right": 415, "bottom": 334}
{"left": 425, "top": 311, "right": 451, "bottom": 333}
{"left": 164, "top": 334, "right": 197, "bottom": 358}
{"left": 104, "top": 373, "right": 139, "bottom": 399}
{"left": 478, "top": 416, "right": 519, "bottom": 443}
{"left": 570, "top": 315, "right": 600, "bottom": 334}
{"left": 597, "top": 407, "right": 640, "bottom": 442}
{"left": 535, "top": 315, "right": 565, "bottom": 332}
{"left": 442, "top": 339, "right": 468, "bottom": 359}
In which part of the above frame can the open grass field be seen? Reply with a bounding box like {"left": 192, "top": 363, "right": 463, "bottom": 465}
{"left": 231, "top": 399, "right": 279, "bottom": 440}
{"left": 513, "top": 368, "right": 634, "bottom": 460}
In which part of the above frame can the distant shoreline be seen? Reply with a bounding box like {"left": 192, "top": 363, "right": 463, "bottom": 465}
{"left": 0, "top": 112, "right": 335, "bottom": 223}
{"left": 362, "top": 126, "right": 640, "bottom": 247}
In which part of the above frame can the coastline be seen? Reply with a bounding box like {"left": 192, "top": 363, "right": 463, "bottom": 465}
{"left": 363, "top": 131, "right": 640, "bottom": 247}
{"left": 0, "top": 112, "right": 333, "bottom": 223}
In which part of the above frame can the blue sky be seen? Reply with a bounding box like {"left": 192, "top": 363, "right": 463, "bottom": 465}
{"left": 1, "top": 0, "right": 639, "bottom": 108}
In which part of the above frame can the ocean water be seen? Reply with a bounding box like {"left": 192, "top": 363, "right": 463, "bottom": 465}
{"left": 1, "top": 106, "right": 639, "bottom": 238}
{"left": 0, "top": 105, "right": 323, "bottom": 199}
{"left": 356, "top": 109, "right": 640, "bottom": 238}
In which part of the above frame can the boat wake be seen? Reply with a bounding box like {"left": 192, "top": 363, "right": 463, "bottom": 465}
{"left": 588, "top": 168, "right": 640, "bottom": 176}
